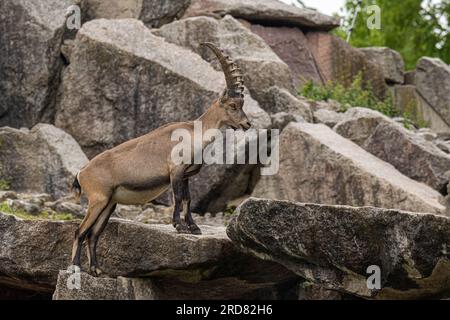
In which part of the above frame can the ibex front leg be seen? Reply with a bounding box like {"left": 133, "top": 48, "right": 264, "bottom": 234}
{"left": 183, "top": 178, "right": 201, "bottom": 235}
{"left": 170, "top": 168, "right": 190, "bottom": 233}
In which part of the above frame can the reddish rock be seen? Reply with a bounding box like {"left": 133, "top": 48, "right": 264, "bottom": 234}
{"left": 249, "top": 24, "right": 323, "bottom": 88}
{"left": 306, "top": 32, "right": 388, "bottom": 99}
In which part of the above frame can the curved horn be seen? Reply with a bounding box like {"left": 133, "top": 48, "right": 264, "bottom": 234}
{"left": 201, "top": 42, "right": 244, "bottom": 98}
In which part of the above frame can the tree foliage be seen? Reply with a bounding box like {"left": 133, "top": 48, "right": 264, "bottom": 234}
{"left": 338, "top": 0, "right": 450, "bottom": 70}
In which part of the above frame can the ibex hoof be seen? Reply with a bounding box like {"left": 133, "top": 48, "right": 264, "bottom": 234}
{"left": 175, "top": 223, "right": 190, "bottom": 234}
{"left": 188, "top": 224, "right": 202, "bottom": 235}
{"left": 89, "top": 266, "right": 104, "bottom": 277}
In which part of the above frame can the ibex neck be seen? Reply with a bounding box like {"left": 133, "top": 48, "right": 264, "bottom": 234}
{"left": 197, "top": 101, "right": 223, "bottom": 133}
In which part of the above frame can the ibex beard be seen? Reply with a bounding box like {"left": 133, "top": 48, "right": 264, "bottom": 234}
{"left": 70, "top": 43, "right": 251, "bottom": 276}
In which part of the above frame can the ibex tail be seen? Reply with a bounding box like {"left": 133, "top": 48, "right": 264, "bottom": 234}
{"left": 71, "top": 173, "right": 82, "bottom": 202}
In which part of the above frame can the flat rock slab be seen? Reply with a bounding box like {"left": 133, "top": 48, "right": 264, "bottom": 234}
{"left": 227, "top": 198, "right": 450, "bottom": 299}
{"left": 183, "top": 0, "right": 340, "bottom": 31}
{"left": 0, "top": 212, "right": 233, "bottom": 292}
{"left": 53, "top": 267, "right": 296, "bottom": 300}
{"left": 83, "top": 0, "right": 190, "bottom": 27}
{"left": 253, "top": 122, "right": 446, "bottom": 215}
{"left": 335, "top": 108, "right": 450, "bottom": 193}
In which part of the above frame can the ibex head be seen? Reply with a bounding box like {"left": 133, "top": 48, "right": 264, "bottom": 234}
{"left": 202, "top": 42, "right": 251, "bottom": 131}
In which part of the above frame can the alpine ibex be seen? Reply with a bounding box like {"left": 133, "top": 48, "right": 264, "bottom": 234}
{"left": 70, "top": 43, "right": 251, "bottom": 275}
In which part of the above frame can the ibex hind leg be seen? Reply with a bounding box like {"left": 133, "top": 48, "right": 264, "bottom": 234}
{"left": 86, "top": 202, "right": 117, "bottom": 277}
{"left": 70, "top": 195, "right": 110, "bottom": 269}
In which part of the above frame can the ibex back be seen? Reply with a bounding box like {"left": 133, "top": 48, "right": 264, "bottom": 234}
{"left": 70, "top": 43, "right": 251, "bottom": 276}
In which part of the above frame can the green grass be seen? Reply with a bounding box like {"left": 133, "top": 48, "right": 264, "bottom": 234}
{"left": 299, "top": 73, "right": 425, "bottom": 128}
{"left": 0, "top": 179, "right": 11, "bottom": 191}
{"left": 0, "top": 201, "right": 75, "bottom": 221}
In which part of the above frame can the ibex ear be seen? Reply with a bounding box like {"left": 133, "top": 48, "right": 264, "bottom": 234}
{"left": 219, "top": 89, "right": 228, "bottom": 106}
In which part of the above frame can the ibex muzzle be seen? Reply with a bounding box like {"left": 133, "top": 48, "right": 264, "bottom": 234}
{"left": 70, "top": 43, "right": 251, "bottom": 276}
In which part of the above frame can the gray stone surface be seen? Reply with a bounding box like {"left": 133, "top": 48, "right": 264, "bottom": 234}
{"left": 313, "top": 109, "right": 344, "bottom": 127}
{"left": 56, "top": 19, "right": 270, "bottom": 158}
{"left": 0, "top": 212, "right": 233, "bottom": 291}
{"left": 0, "top": 0, "right": 75, "bottom": 128}
{"left": 154, "top": 15, "right": 295, "bottom": 110}
{"left": 83, "top": 0, "right": 190, "bottom": 27}
{"left": 0, "top": 124, "right": 88, "bottom": 198}
{"left": 335, "top": 108, "right": 450, "bottom": 192}
{"left": 416, "top": 57, "right": 450, "bottom": 127}
{"left": 252, "top": 122, "right": 446, "bottom": 215}
{"left": 227, "top": 198, "right": 450, "bottom": 299}
{"left": 360, "top": 47, "right": 405, "bottom": 84}
{"left": 183, "top": 0, "right": 340, "bottom": 31}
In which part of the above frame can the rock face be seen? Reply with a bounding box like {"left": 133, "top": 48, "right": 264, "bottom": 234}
{"left": 0, "top": 212, "right": 297, "bottom": 298}
{"left": 154, "top": 15, "right": 294, "bottom": 109}
{"left": 252, "top": 122, "right": 446, "bottom": 215}
{"left": 333, "top": 108, "right": 395, "bottom": 146}
{"left": 249, "top": 24, "right": 323, "bottom": 87}
{"left": 56, "top": 19, "right": 270, "bottom": 158}
{"left": 391, "top": 85, "right": 450, "bottom": 134}
{"left": 0, "top": 124, "right": 88, "bottom": 198}
{"left": 263, "top": 87, "right": 313, "bottom": 121}
{"left": 183, "top": 0, "right": 340, "bottom": 31}
{"left": 83, "top": 0, "right": 190, "bottom": 27}
{"left": 0, "top": 0, "right": 74, "bottom": 128}
{"left": 415, "top": 57, "right": 450, "bottom": 127}
{"left": 227, "top": 198, "right": 450, "bottom": 299}
{"left": 306, "top": 32, "right": 388, "bottom": 99}
{"left": 359, "top": 47, "right": 405, "bottom": 84}
{"left": 335, "top": 108, "right": 450, "bottom": 193}
{"left": 313, "top": 109, "right": 344, "bottom": 127}
{"left": 53, "top": 264, "right": 297, "bottom": 300}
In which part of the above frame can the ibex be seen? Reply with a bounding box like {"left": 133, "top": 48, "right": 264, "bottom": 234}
{"left": 70, "top": 43, "right": 251, "bottom": 276}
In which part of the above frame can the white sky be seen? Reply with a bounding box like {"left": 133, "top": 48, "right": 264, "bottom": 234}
{"left": 280, "top": 0, "right": 346, "bottom": 16}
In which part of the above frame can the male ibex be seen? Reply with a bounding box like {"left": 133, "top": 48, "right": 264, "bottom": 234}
{"left": 70, "top": 43, "right": 251, "bottom": 275}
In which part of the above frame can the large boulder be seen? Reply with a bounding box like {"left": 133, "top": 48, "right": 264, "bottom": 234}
{"left": 263, "top": 87, "right": 313, "bottom": 122}
{"left": 335, "top": 108, "right": 450, "bottom": 193}
{"left": 391, "top": 85, "right": 450, "bottom": 134}
{"left": 0, "top": 212, "right": 297, "bottom": 298}
{"left": 56, "top": 18, "right": 270, "bottom": 158}
{"left": 227, "top": 198, "right": 450, "bottom": 299}
{"left": 183, "top": 0, "right": 340, "bottom": 31}
{"left": 0, "top": 124, "right": 88, "bottom": 198}
{"left": 0, "top": 0, "right": 75, "bottom": 128}
{"left": 306, "top": 32, "right": 388, "bottom": 99}
{"left": 415, "top": 57, "right": 450, "bottom": 127}
{"left": 252, "top": 122, "right": 446, "bottom": 215}
{"left": 83, "top": 0, "right": 190, "bottom": 28}
{"left": 53, "top": 264, "right": 297, "bottom": 300}
{"left": 153, "top": 15, "right": 295, "bottom": 109}
{"left": 359, "top": 47, "right": 405, "bottom": 84}
{"left": 249, "top": 24, "right": 323, "bottom": 88}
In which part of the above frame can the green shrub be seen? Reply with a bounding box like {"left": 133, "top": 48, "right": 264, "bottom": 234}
{"left": 0, "top": 179, "right": 11, "bottom": 191}
{"left": 300, "top": 73, "right": 396, "bottom": 117}
{"left": 299, "top": 74, "right": 427, "bottom": 128}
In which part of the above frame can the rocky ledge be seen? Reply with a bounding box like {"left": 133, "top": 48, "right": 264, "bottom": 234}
{"left": 227, "top": 197, "right": 450, "bottom": 300}
{"left": 0, "top": 211, "right": 297, "bottom": 299}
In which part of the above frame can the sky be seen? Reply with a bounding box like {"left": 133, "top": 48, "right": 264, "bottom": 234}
{"left": 280, "top": 0, "right": 346, "bottom": 16}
